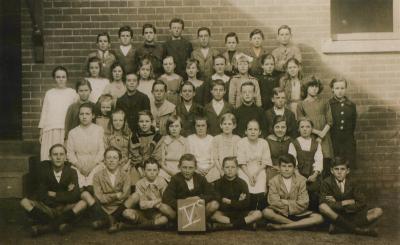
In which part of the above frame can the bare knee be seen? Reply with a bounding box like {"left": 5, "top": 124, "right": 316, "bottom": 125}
{"left": 311, "top": 213, "right": 324, "bottom": 224}
{"left": 262, "top": 208, "right": 276, "bottom": 218}
{"left": 155, "top": 215, "right": 168, "bottom": 225}
{"left": 81, "top": 191, "right": 95, "bottom": 204}
{"left": 318, "top": 203, "right": 331, "bottom": 214}
{"left": 20, "top": 198, "right": 33, "bottom": 210}
{"left": 207, "top": 201, "right": 219, "bottom": 213}
{"left": 370, "top": 207, "right": 383, "bottom": 219}
{"left": 251, "top": 210, "right": 263, "bottom": 219}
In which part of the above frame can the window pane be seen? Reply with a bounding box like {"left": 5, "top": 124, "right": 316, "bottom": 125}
{"left": 331, "top": 0, "right": 393, "bottom": 34}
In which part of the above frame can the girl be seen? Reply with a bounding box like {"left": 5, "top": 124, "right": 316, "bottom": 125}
{"left": 256, "top": 54, "right": 281, "bottom": 111}
{"left": 186, "top": 58, "right": 207, "bottom": 106}
{"left": 39, "top": 66, "right": 76, "bottom": 160}
{"left": 222, "top": 32, "right": 243, "bottom": 76}
{"left": 297, "top": 77, "right": 333, "bottom": 177}
{"left": 279, "top": 58, "right": 303, "bottom": 117}
{"left": 244, "top": 29, "right": 267, "bottom": 76}
{"left": 86, "top": 57, "right": 110, "bottom": 103}
{"left": 265, "top": 115, "right": 292, "bottom": 181}
{"left": 158, "top": 56, "right": 183, "bottom": 105}
{"left": 95, "top": 94, "right": 113, "bottom": 134}
{"left": 288, "top": 117, "right": 323, "bottom": 211}
{"left": 102, "top": 61, "right": 126, "bottom": 105}
{"left": 237, "top": 119, "right": 272, "bottom": 211}
{"left": 153, "top": 115, "right": 190, "bottom": 182}
{"left": 211, "top": 113, "right": 241, "bottom": 177}
{"left": 136, "top": 58, "right": 156, "bottom": 102}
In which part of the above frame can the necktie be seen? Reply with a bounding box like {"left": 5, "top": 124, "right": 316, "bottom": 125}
{"left": 339, "top": 181, "right": 345, "bottom": 193}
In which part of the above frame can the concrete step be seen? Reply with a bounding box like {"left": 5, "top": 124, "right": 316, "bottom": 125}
{"left": 0, "top": 155, "right": 31, "bottom": 172}
{"left": 0, "top": 172, "right": 26, "bottom": 198}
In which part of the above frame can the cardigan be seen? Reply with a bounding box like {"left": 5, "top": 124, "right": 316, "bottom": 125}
{"left": 175, "top": 102, "right": 204, "bottom": 137}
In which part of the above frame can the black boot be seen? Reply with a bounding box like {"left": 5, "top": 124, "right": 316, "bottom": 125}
{"left": 57, "top": 210, "right": 76, "bottom": 235}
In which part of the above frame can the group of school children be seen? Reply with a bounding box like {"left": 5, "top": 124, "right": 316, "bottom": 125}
{"left": 21, "top": 17, "right": 383, "bottom": 238}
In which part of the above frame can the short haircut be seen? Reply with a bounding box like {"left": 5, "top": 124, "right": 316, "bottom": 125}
{"left": 126, "top": 72, "right": 138, "bottom": 80}
{"left": 236, "top": 54, "right": 250, "bottom": 64}
{"left": 110, "top": 61, "right": 126, "bottom": 82}
{"left": 210, "top": 79, "right": 225, "bottom": 89}
{"left": 118, "top": 25, "right": 133, "bottom": 37}
{"left": 331, "top": 156, "right": 349, "bottom": 168}
{"left": 98, "top": 94, "right": 113, "bottom": 105}
{"left": 86, "top": 57, "right": 102, "bottom": 75}
{"left": 278, "top": 153, "right": 296, "bottom": 166}
{"left": 222, "top": 156, "right": 238, "bottom": 168}
{"left": 143, "top": 157, "right": 160, "bottom": 169}
{"left": 151, "top": 80, "right": 167, "bottom": 92}
{"left": 330, "top": 78, "right": 348, "bottom": 89}
{"left": 165, "top": 115, "right": 182, "bottom": 135}
{"left": 302, "top": 76, "right": 323, "bottom": 99}
{"left": 272, "top": 87, "right": 285, "bottom": 96}
{"left": 104, "top": 146, "right": 122, "bottom": 160}
{"left": 96, "top": 32, "right": 110, "bottom": 43}
{"left": 52, "top": 66, "right": 68, "bottom": 78}
{"left": 194, "top": 116, "right": 208, "bottom": 125}
{"left": 297, "top": 117, "right": 314, "bottom": 128}
{"left": 240, "top": 81, "right": 255, "bottom": 91}
{"left": 186, "top": 58, "right": 199, "bottom": 70}
{"left": 142, "top": 23, "right": 156, "bottom": 35}
{"left": 169, "top": 17, "right": 184, "bottom": 29}
{"left": 138, "top": 57, "right": 155, "bottom": 79}
{"left": 278, "top": 25, "right": 292, "bottom": 35}
{"left": 178, "top": 153, "right": 197, "bottom": 167}
{"left": 220, "top": 112, "right": 237, "bottom": 125}
{"left": 75, "top": 79, "right": 92, "bottom": 92}
{"left": 180, "top": 81, "right": 196, "bottom": 92}
{"left": 197, "top": 27, "right": 211, "bottom": 36}
{"left": 260, "top": 53, "right": 275, "bottom": 65}
{"left": 49, "top": 143, "right": 67, "bottom": 156}
{"left": 225, "top": 32, "right": 239, "bottom": 44}
{"left": 213, "top": 54, "right": 226, "bottom": 65}
{"left": 138, "top": 110, "right": 154, "bottom": 122}
{"left": 163, "top": 55, "right": 175, "bottom": 63}
{"left": 249, "top": 28, "right": 264, "bottom": 39}
{"left": 272, "top": 115, "right": 287, "bottom": 128}
{"left": 79, "top": 102, "right": 95, "bottom": 114}
{"left": 246, "top": 119, "right": 260, "bottom": 130}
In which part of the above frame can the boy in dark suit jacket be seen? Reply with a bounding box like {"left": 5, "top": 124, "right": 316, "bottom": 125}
{"left": 20, "top": 144, "right": 87, "bottom": 236}
{"left": 319, "top": 157, "right": 383, "bottom": 236}
{"left": 114, "top": 26, "right": 136, "bottom": 74}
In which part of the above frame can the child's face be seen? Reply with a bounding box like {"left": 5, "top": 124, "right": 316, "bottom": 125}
{"left": 246, "top": 121, "right": 261, "bottom": 140}
{"left": 168, "top": 120, "right": 181, "bottom": 138}
{"left": 79, "top": 107, "right": 94, "bottom": 126}
{"left": 250, "top": 33, "right": 263, "bottom": 48}
{"left": 280, "top": 162, "right": 295, "bottom": 179}
{"left": 89, "top": 62, "right": 100, "bottom": 77}
{"left": 299, "top": 120, "right": 312, "bottom": 138}
{"left": 49, "top": 146, "right": 66, "bottom": 168}
{"left": 211, "top": 84, "right": 225, "bottom": 101}
{"left": 307, "top": 85, "right": 319, "bottom": 97}
{"left": 262, "top": 58, "right": 275, "bottom": 74}
{"left": 241, "top": 85, "right": 255, "bottom": 104}
{"left": 223, "top": 160, "right": 238, "bottom": 179}
{"left": 163, "top": 57, "right": 175, "bottom": 74}
{"left": 195, "top": 120, "right": 207, "bottom": 137}
{"left": 112, "top": 66, "right": 123, "bottom": 81}
{"left": 180, "top": 84, "right": 195, "bottom": 102}
{"left": 104, "top": 150, "right": 120, "bottom": 172}
{"left": 152, "top": 84, "right": 166, "bottom": 102}
{"left": 287, "top": 61, "right": 299, "bottom": 78}
{"left": 143, "top": 27, "right": 155, "bottom": 43}
{"left": 54, "top": 70, "right": 67, "bottom": 88}
{"left": 144, "top": 163, "right": 159, "bottom": 182}
{"left": 331, "top": 165, "right": 350, "bottom": 182}
{"left": 213, "top": 57, "right": 226, "bottom": 75}
{"left": 126, "top": 74, "right": 139, "bottom": 92}
{"left": 273, "top": 120, "right": 287, "bottom": 138}
{"left": 138, "top": 115, "right": 152, "bottom": 132}
{"left": 119, "top": 31, "right": 132, "bottom": 46}
{"left": 186, "top": 63, "right": 198, "bottom": 79}
{"left": 237, "top": 61, "right": 249, "bottom": 75}
{"left": 225, "top": 36, "right": 237, "bottom": 51}
{"left": 97, "top": 35, "right": 110, "bottom": 51}
{"left": 198, "top": 30, "right": 210, "bottom": 48}
{"left": 332, "top": 81, "right": 347, "bottom": 99}
{"left": 221, "top": 119, "right": 236, "bottom": 134}
{"left": 272, "top": 92, "right": 286, "bottom": 109}
{"left": 277, "top": 29, "right": 291, "bottom": 46}
{"left": 77, "top": 85, "right": 91, "bottom": 102}
{"left": 112, "top": 113, "right": 125, "bottom": 131}
{"left": 139, "top": 64, "right": 151, "bottom": 79}
{"left": 180, "top": 160, "right": 196, "bottom": 180}
{"left": 100, "top": 101, "right": 112, "bottom": 116}
{"left": 170, "top": 22, "right": 183, "bottom": 38}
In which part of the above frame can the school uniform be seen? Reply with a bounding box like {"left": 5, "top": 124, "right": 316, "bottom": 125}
{"left": 204, "top": 100, "right": 234, "bottom": 136}
{"left": 271, "top": 44, "right": 302, "bottom": 72}
{"left": 191, "top": 47, "right": 220, "bottom": 81}
{"left": 266, "top": 135, "right": 292, "bottom": 181}
{"left": 114, "top": 45, "right": 136, "bottom": 74}
{"left": 133, "top": 42, "right": 164, "bottom": 77}
{"left": 116, "top": 91, "right": 151, "bottom": 132}
{"left": 86, "top": 50, "right": 116, "bottom": 79}
{"left": 163, "top": 37, "right": 193, "bottom": 80}
{"left": 175, "top": 102, "right": 204, "bottom": 137}
{"left": 265, "top": 107, "right": 298, "bottom": 139}
{"left": 329, "top": 96, "right": 357, "bottom": 168}
{"left": 233, "top": 102, "right": 268, "bottom": 137}
{"left": 162, "top": 172, "right": 217, "bottom": 210}
{"left": 64, "top": 101, "right": 95, "bottom": 140}
{"left": 150, "top": 99, "right": 176, "bottom": 136}
{"left": 228, "top": 74, "right": 262, "bottom": 108}
{"left": 255, "top": 71, "right": 281, "bottom": 111}
{"left": 243, "top": 47, "right": 268, "bottom": 77}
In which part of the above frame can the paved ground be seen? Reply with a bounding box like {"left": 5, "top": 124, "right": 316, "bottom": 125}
{"left": 0, "top": 199, "right": 398, "bottom": 245}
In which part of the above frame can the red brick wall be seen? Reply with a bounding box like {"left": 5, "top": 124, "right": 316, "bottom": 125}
{"left": 21, "top": 0, "right": 399, "bottom": 203}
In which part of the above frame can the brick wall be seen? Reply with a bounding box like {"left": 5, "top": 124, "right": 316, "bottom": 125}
{"left": 21, "top": 0, "right": 399, "bottom": 204}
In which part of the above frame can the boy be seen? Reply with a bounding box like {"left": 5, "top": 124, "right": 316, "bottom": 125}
{"left": 234, "top": 82, "right": 267, "bottom": 137}
{"left": 86, "top": 32, "right": 116, "bottom": 79}
{"left": 163, "top": 18, "right": 193, "bottom": 80}
{"left": 134, "top": 23, "right": 164, "bottom": 77}
{"left": 204, "top": 79, "right": 234, "bottom": 136}
{"left": 271, "top": 25, "right": 302, "bottom": 72}
{"left": 212, "top": 157, "right": 262, "bottom": 229}
{"left": 191, "top": 27, "right": 220, "bottom": 81}
{"left": 209, "top": 55, "right": 230, "bottom": 102}
{"left": 265, "top": 87, "right": 297, "bottom": 138}
{"left": 329, "top": 78, "right": 357, "bottom": 169}
{"left": 114, "top": 26, "right": 136, "bottom": 74}
{"left": 176, "top": 81, "right": 204, "bottom": 137}
{"left": 116, "top": 72, "right": 151, "bottom": 132}
{"left": 262, "top": 154, "right": 324, "bottom": 230}
{"left": 161, "top": 154, "right": 219, "bottom": 221}
{"left": 319, "top": 157, "right": 383, "bottom": 236}
{"left": 244, "top": 29, "right": 267, "bottom": 76}
{"left": 150, "top": 80, "right": 176, "bottom": 135}
{"left": 229, "top": 55, "right": 262, "bottom": 108}
{"left": 20, "top": 144, "right": 86, "bottom": 236}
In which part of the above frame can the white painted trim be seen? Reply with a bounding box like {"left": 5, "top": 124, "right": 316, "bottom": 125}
{"left": 322, "top": 39, "right": 400, "bottom": 53}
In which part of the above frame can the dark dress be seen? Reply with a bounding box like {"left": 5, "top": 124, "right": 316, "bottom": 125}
{"left": 255, "top": 71, "right": 281, "bottom": 111}
{"left": 233, "top": 103, "right": 268, "bottom": 137}
{"left": 163, "top": 37, "right": 193, "bottom": 80}
{"left": 115, "top": 91, "right": 150, "bottom": 132}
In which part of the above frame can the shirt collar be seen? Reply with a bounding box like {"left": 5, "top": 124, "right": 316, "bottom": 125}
{"left": 212, "top": 99, "right": 224, "bottom": 105}
{"left": 164, "top": 135, "right": 186, "bottom": 145}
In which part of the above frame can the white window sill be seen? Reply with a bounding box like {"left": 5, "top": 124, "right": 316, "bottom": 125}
{"left": 322, "top": 39, "right": 400, "bottom": 53}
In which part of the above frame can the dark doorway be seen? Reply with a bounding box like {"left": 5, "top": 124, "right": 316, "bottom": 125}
{"left": 0, "top": 1, "right": 22, "bottom": 139}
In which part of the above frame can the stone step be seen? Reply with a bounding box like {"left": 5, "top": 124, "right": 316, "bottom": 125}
{"left": 0, "top": 140, "right": 40, "bottom": 155}
{"left": 0, "top": 155, "right": 31, "bottom": 172}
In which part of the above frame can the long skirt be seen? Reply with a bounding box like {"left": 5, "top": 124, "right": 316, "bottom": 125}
{"left": 40, "top": 128, "right": 65, "bottom": 161}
